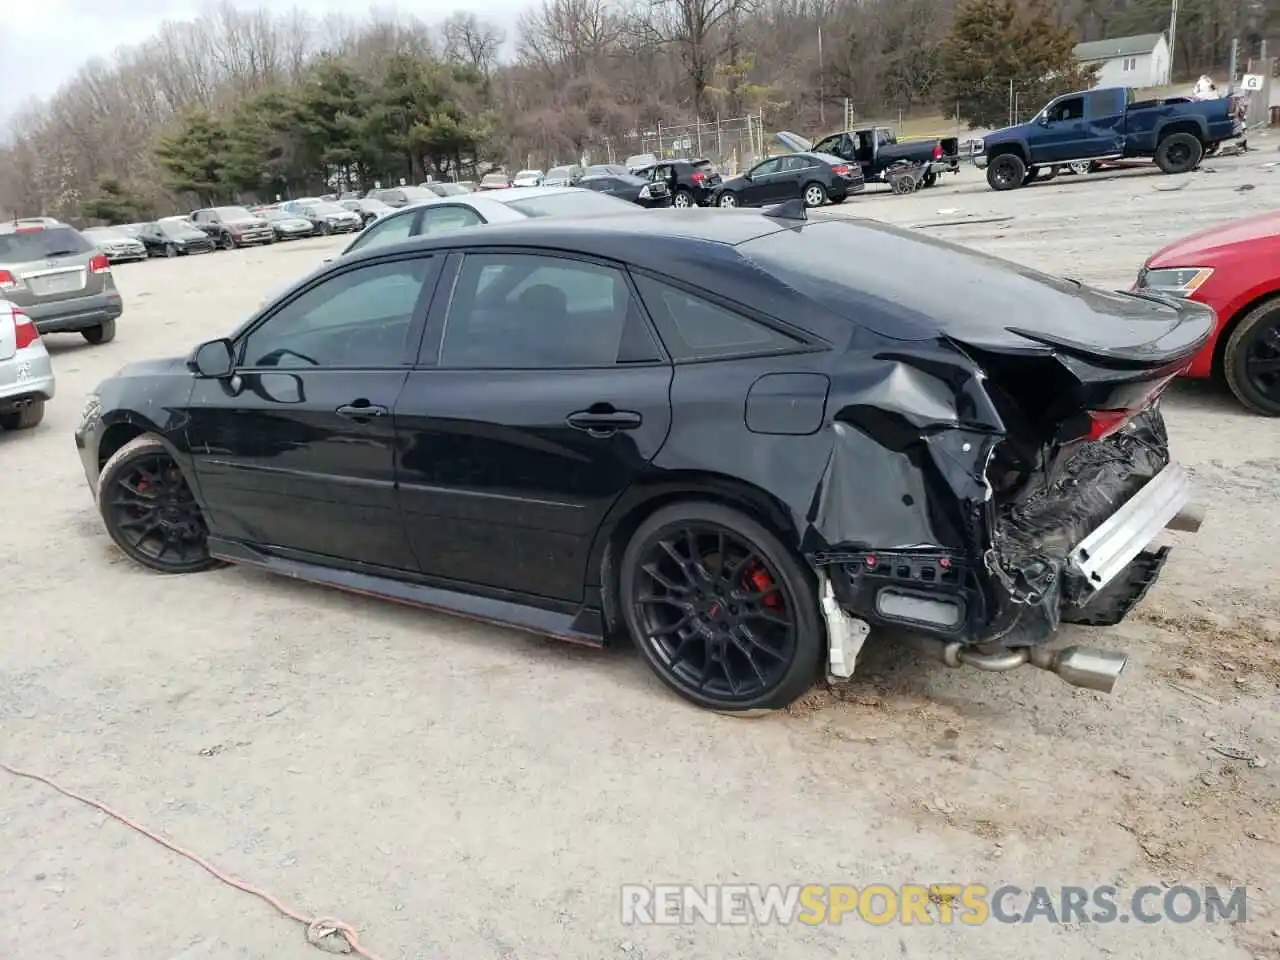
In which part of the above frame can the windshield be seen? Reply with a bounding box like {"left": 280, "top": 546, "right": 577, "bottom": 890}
{"left": 83, "top": 228, "right": 126, "bottom": 240}
{"left": 307, "top": 201, "right": 348, "bottom": 215}
{"left": 0, "top": 225, "right": 94, "bottom": 260}
{"left": 502, "top": 191, "right": 640, "bottom": 218}
{"left": 261, "top": 209, "right": 295, "bottom": 221}
{"left": 546, "top": 167, "right": 575, "bottom": 179}
{"left": 214, "top": 206, "right": 256, "bottom": 220}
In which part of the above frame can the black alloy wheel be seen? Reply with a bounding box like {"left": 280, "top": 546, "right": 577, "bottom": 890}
{"left": 1155, "top": 132, "right": 1203, "bottom": 174}
{"left": 1224, "top": 298, "right": 1280, "bottom": 416}
{"left": 620, "top": 503, "right": 823, "bottom": 712}
{"left": 986, "top": 153, "right": 1026, "bottom": 191}
{"left": 98, "top": 435, "right": 222, "bottom": 574}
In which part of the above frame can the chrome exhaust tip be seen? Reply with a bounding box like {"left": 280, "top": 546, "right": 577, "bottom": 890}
{"left": 1029, "top": 644, "right": 1128, "bottom": 694}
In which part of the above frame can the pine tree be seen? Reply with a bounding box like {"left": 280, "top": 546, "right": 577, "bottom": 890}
{"left": 939, "top": 0, "right": 1099, "bottom": 129}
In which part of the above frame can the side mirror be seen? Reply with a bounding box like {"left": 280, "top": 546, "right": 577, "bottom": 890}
{"left": 1038, "top": 115, "right": 1050, "bottom": 126}
{"left": 188, "top": 338, "right": 235, "bottom": 378}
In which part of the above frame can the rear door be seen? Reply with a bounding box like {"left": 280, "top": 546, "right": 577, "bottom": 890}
{"left": 395, "top": 249, "right": 674, "bottom": 602}
{"left": 1083, "top": 87, "right": 1127, "bottom": 157}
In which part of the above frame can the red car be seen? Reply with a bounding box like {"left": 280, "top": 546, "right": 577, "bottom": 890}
{"left": 1134, "top": 210, "right": 1280, "bottom": 415}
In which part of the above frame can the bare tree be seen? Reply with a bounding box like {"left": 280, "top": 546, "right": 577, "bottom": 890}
{"left": 642, "top": 0, "right": 756, "bottom": 116}
{"left": 443, "top": 12, "right": 506, "bottom": 75}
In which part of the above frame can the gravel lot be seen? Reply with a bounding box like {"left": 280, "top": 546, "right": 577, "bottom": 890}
{"left": 3, "top": 142, "right": 1278, "bottom": 960}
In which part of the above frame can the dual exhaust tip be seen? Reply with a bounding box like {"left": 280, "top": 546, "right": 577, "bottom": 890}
{"left": 904, "top": 636, "right": 1128, "bottom": 694}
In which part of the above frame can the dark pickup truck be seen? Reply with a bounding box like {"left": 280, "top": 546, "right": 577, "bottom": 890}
{"left": 779, "top": 127, "right": 961, "bottom": 187}
{"left": 981, "top": 85, "right": 1246, "bottom": 191}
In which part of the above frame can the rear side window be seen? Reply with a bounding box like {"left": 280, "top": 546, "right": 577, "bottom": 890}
{"left": 633, "top": 275, "right": 804, "bottom": 361}
{"left": 0, "top": 226, "right": 93, "bottom": 261}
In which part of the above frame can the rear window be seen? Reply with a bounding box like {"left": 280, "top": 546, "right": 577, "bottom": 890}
{"left": 502, "top": 192, "right": 640, "bottom": 218}
{"left": 398, "top": 187, "right": 438, "bottom": 202}
{"left": 0, "top": 226, "right": 93, "bottom": 261}
{"left": 694, "top": 160, "right": 719, "bottom": 176}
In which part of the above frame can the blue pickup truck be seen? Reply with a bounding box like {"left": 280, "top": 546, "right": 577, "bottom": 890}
{"left": 980, "top": 85, "right": 1246, "bottom": 191}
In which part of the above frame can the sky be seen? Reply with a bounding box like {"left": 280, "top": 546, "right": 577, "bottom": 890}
{"left": 0, "top": 0, "right": 526, "bottom": 130}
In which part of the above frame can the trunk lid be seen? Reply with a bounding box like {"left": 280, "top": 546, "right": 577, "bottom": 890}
{"left": 0, "top": 225, "right": 104, "bottom": 306}
{"left": 775, "top": 131, "right": 813, "bottom": 153}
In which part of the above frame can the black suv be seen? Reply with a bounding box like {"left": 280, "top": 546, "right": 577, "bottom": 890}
{"left": 636, "top": 158, "right": 722, "bottom": 208}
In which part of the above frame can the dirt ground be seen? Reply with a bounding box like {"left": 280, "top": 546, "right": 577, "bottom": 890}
{"left": 2, "top": 141, "right": 1278, "bottom": 960}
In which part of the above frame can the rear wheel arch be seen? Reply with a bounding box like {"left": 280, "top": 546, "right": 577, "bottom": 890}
{"left": 590, "top": 474, "right": 801, "bottom": 638}
{"left": 1156, "top": 119, "right": 1205, "bottom": 145}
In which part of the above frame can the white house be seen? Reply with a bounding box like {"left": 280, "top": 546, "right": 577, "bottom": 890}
{"left": 1073, "top": 33, "right": 1171, "bottom": 89}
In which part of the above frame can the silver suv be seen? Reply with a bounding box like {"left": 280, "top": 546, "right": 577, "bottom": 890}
{"left": 0, "top": 219, "right": 123, "bottom": 344}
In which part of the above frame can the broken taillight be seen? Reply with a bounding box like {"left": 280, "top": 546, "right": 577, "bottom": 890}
{"left": 932, "top": 144, "right": 943, "bottom": 160}
{"left": 831, "top": 164, "right": 852, "bottom": 176}
{"left": 1085, "top": 409, "right": 1133, "bottom": 441}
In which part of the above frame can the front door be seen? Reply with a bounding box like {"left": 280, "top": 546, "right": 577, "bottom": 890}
{"left": 396, "top": 250, "right": 674, "bottom": 602}
{"left": 741, "top": 158, "right": 784, "bottom": 206}
{"left": 184, "top": 254, "right": 441, "bottom": 571}
{"left": 1037, "top": 95, "right": 1088, "bottom": 163}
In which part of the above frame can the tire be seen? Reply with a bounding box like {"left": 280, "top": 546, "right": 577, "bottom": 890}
{"left": 672, "top": 189, "right": 694, "bottom": 209}
{"left": 220, "top": 233, "right": 235, "bottom": 251}
{"left": 164, "top": 243, "right": 177, "bottom": 258}
{"left": 717, "top": 192, "right": 738, "bottom": 209}
{"left": 97, "top": 434, "right": 223, "bottom": 574}
{"left": 921, "top": 171, "right": 937, "bottom": 188}
{"left": 320, "top": 222, "right": 332, "bottom": 235}
{"left": 802, "top": 182, "right": 827, "bottom": 208}
{"left": 81, "top": 319, "right": 116, "bottom": 345}
{"left": 1155, "top": 132, "right": 1203, "bottom": 174}
{"left": 986, "top": 153, "right": 1026, "bottom": 191}
{"left": 619, "top": 501, "right": 824, "bottom": 712}
{"left": 0, "top": 399, "right": 44, "bottom": 431}
{"left": 1222, "top": 297, "right": 1280, "bottom": 416}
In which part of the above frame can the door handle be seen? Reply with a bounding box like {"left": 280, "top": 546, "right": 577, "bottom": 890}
{"left": 566, "top": 408, "right": 642, "bottom": 435}
{"left": 336, "top": 401, "right": 389, "bottom": 421}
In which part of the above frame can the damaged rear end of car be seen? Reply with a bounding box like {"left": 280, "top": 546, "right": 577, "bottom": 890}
{"left": 741, "top": 219, "right": 1215, "bottom": 693}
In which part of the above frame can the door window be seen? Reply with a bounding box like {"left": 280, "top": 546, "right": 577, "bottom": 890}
{"left": 419, "top": 205, "right": 484, "bottom": 235}
{"left": 241, "top": 258, "right": 433, "bottom": 369}
{"left": 345, "top": 211, "right": 419, "bottom": 254}
{"left": 751, "top": 158, "right": 783, "bottom": 177}
{"left": 437, "top": 253, "right": 660, "bottom": 368}
{"left": 633, "top": 275, "right": 804, "bottom": 361}
{"left": 1048, "top": 97, "right": 1085, "bottom": 122}
{"left": 781, "top": 155, "right": 813, "bottom": 172}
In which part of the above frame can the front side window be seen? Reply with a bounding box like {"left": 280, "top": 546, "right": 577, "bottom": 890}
{"left": 751, "top": 158, "right": 783, "bottom": 177}
{"left": 345, "top": 211, "right": 420, "bottom": 255}
{"left": 241, "top": 258, "right": 433, "bottom": 369}
{"left": 633, "top": 275, "right": 804, "bottom": 362}
{"left": 437, "top": 253, "right": 659, "bottom": 369}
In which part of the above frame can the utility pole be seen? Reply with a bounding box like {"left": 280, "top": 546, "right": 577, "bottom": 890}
{"left": 1227, "top": 37, "right": 1239, "bottom": 93}
{"left": 1167, "top": 0, "right": 1179, "bottom": 82}
{"left": 818, "top": 27, "right": 825, "bottom": 126}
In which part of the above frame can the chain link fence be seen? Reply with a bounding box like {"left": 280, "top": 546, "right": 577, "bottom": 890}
{"left": 589, "top": 115, "right": 767, "bottom": 175}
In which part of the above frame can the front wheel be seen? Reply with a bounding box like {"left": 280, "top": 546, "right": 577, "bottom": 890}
{"left": 986, "top": 153, "right": 1026, "bottom": 191}
{"left": 619, "top": 502, "right": 824, "bottom": 712}
{"left": 164, "top": 243, "right": 177, "bottom": 258}
{"left": 219, "top": 233, "right": 235, "bottom": 251}
{"left": 1155, "top": 132, "right": 1203, "bottom": 174}
{"left": 82, "top": 319, "right": 116, "bottom": 345}
{"left": 320, "top": 221, "right": 333, "bottom": 235}
{"left": 802, "top": 182, "right": 827, "bottom": 208}
{"left": 717, "top": 192, "right": 738, "bottom": 209}
{"left": 98, "top": 435, "right": 223, "bottom": 574}
{"left": 1223, "top": 297, "right": 1280, "bottom": 416}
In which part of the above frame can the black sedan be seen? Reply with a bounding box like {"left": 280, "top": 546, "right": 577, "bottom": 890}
{"left": 138, "top": 219, "right": 217, "bottom": 257}
{"left": 579, "top": 172, "right": 671, "bottom": 207}
{"left": 75, "top": 205, "right": 1210, "bottom": 713}
{"left": 713, "top": 152, "right": 865, "bottom": 209}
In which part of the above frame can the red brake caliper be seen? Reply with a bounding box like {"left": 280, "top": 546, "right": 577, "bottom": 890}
{"left": 742, "top": 563, "right": 784, "bottom": 610}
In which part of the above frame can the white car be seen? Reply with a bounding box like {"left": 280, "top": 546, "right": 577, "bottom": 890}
{"left": 512, "top": 169, "right": 544, "bottom": 187}
{"left": 0, "top": 299, "right": 55, "bottom": 431}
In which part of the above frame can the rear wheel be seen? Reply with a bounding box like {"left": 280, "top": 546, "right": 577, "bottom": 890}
{"left": 620, "top": 502, "right": 824, "bottom": 712}
{"left": 672, "top": 189, "right": 694, "bottom": 209}
{"left": 98, "top": 435, "right": 223, "bottom": 574}
{"left": 0, "top": 399, "right": 44, "bottom": 431}
{"left": 717, "top": 192, "right": 738, "bottom": 209}
{"left": 1155, "top": 132, "right": 1203, "bottom": 174}
{"left": 986, "top": 153, "right": 1026, "bottom": 191}
{"left": 82, "top": 319, "right": 116, "bottom": 345}
{"left": 320, "top": 221, "right": 333, "bottom": 235}
{"left": 1223, "top": 297, "right": 1280, "bottom": 416}
{"left": 921, "top": 171, "right": 937, "bottom": 188}
{"left": 802, "top": 182, "right": 827, "bottom": 208}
